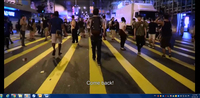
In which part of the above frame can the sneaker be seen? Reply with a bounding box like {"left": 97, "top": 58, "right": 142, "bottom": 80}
{"left": 120, "top": 48, "right": 126, "bottom": 51}
{"left": 138, "top": 52, "right": 141, "bottom": 55}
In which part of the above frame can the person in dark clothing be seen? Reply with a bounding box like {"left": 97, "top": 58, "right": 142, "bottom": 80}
{"left": 8, "top": 18, "right": 13, "bottom": 44}
{"left": 42, "top": 17, "right": 49, "bottom": 41}
{"left": 27, "top": 18, "right": 32, "bottom": 40}
{"left": 134, "top": 15, "right": 147, "bottom": 54}
{"left": 180, "top": 19, "right": 184, "bottom": 37}
{"left": 132, "top": 18, "right": 136, "bottom": 35}
{"left": 78, "top": 18, "right": 85, "bottom": 38}
{"left": 37, "top": 20, "right": 42, "bottom": 36}
{"left": 102, "top": 15, "right": 107, "bottom": 40}
{"left": 71, "top": 15, "right": 78, "bottom": 43}
{"left": 115, "top": 19, "right": 119, "bottom": 35}
{"left": 4, "top": 16, "right": 12, "bottom": 49}
{"left": 148, "top": 18, "right": 157, "bottom": 48}
{"left": 90, "top": 8, "right": 105, "bottom": 65}
{"left": 119, "top": 17, "right": 127, "bottom": 50}
{"left": 48, "top": 11, "right": 65, "bottom": 56}
{"left": 109, "top": 17, "right": 116, "bottom": 40}
{"left": 16, "top": 19, "right": 22, "bottom": 39}
{"left": 155, "top": 14, "right": 172, "bottom": 57}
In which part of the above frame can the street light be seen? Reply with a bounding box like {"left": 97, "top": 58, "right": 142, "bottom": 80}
{"left": 83, "top": 6, "right": 86, "bottom": 9}
{"left": 78, "top": 7, "right": 80, "bottom": 9}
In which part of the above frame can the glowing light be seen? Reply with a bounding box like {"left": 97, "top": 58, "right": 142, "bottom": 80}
{"left": 118, "top": 2, "right": 123, "bottom": 9}
{"left": 83, "top": 7, "right": 86, "bottom": 9}
{"left": 4, "top": 6, "right": 17, "bottom": 11}
{"left": 184, "top": 17, "right": 189, "bottom": 28}
{"left": 4, "top": 10, "right": 15, "bottom": 16}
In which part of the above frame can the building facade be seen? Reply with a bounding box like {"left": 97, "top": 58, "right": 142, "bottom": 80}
{"left": 154, "top": 0, "right": 195, "bottom": 32}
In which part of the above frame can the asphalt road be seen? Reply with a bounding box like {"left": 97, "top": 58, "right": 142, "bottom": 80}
{"left": 4, "top": 33, "right": 195, "bottom": 94}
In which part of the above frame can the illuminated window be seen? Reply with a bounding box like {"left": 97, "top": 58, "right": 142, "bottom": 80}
{"left": 184, "top": 17, "right": 189, "bottom": 28}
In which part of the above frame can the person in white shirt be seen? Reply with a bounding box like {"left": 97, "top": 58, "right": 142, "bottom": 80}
{"left": 119, "top": 17, "right": 127, "bottom": 50}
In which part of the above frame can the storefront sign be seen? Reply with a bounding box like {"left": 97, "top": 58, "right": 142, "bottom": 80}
{"left": 4, "top": 10, "right": 15, "bottom": 16}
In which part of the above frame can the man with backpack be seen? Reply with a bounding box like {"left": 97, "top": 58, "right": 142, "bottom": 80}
{"left": 71, "top": 15, "right": 79, "bottom": 43}
{"left": 90, "top": 8, "right": 106, "bottom": 65}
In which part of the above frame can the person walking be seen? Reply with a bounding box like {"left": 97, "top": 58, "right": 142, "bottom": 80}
{"left": 148, "top": 18, "right": 157, "bottom": 48}
{"left": 42, "top": 17, "right": 50, "bottom": 41}
{"left": 8, "top": 17, "right": 13, "bottom": 44}
{"left": 155, "top": 14, "right": 172, "bottom": 57}
{"left": 86, "top": 18, "right": 91, "bottom": 37}
{"left": 90, "top": 8, "right": 105, "bottom": 65}
{"left": 109, "top": 17, "right": 116, "bottom": 40}
{"left": 78, "top": 18, "right": 85, "bottom": 38}
{"left": 29, "top": 19, "right": 37, "bottom": 41}
{"left": 20, "top": 15, "right": 27, "bottom": 47}
{"left": 102, "top": 15, "right": 107, "bottom": 40}
{"left": 115, "top": 19, "right": 119, "bottom": 36}
{"left": 119, "top": 17, "right": 128, "bottom": 50}
{"left": 71, "top": 15, "right": 78, "bottom": 43}
{"left": 4, "top": 16, "right": 12, "bottom": 50}
{"left": 134, "top": 15, "right": 147, "bottom": 54}
{"left": 48, "top": 11, "right": 65, "bottom": 56}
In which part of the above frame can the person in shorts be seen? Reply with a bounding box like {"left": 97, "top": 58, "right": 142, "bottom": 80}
{"left": 155, "top": 14, "right": 172, "bottom": 57}
{"left": 48, "top": 11, "right": 65, "bottom": 56}
{"left": 148, "top": 18, "right": 157, "bottom": 48}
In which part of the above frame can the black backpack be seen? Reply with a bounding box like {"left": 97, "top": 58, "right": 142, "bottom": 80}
{"left": 91, "top": 17, "right": 102, "bottom": 36}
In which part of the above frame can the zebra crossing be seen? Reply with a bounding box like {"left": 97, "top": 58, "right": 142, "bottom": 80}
{"left": 4, "top": 35, "right": 195, "bottom": 94}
